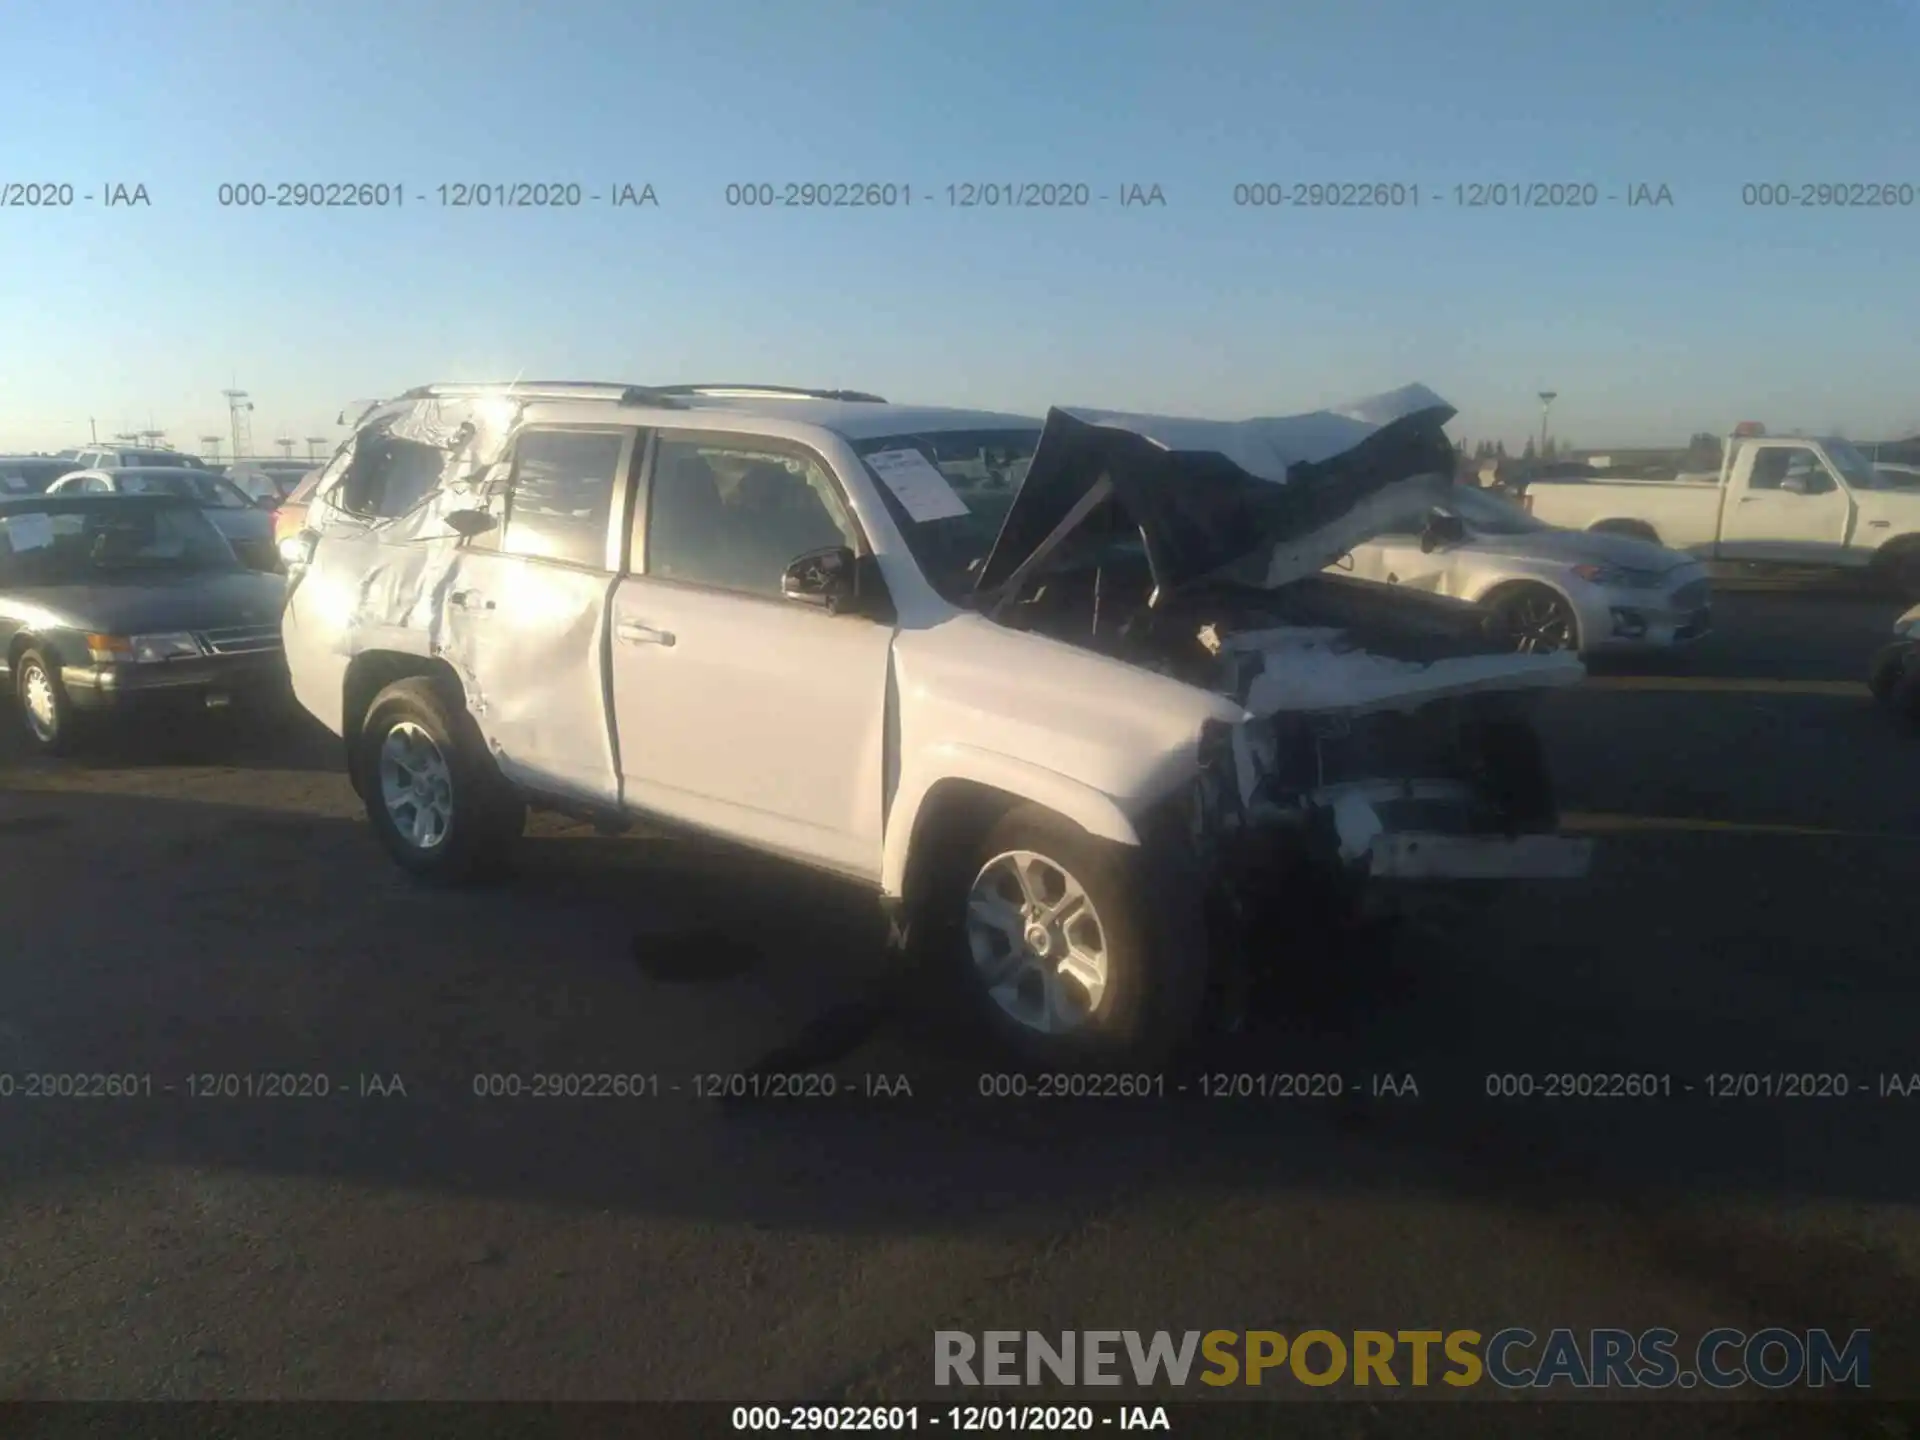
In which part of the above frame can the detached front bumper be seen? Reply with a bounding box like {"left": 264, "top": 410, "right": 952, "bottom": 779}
{"left": 1320, "top": 778, "right": 1594, "bottom": 881}
{"left": 63, "top": 652, "right": 290, "bottom": 714}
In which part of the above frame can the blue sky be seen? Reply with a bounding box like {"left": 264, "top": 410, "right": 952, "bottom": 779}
{"left": 2, "top": 0, "right": 1917, "bottom": 454}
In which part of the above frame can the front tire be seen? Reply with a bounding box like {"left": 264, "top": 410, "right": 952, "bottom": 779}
{"left": 357, "top": 676, "right": 525, "bottom": 884}
{"left": 14, "top": 648, "right": 77, "bottom": 755}
{"left": 925, "top": 803, "right": 1209, "bottom": 1068}
{"left": 1490, "top": 584, "right": 1582, "bottom": 655}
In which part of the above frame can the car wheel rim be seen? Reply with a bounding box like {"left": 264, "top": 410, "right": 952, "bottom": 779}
{"left": 965, "top": 849, "right": 1109, "bottom": 1036}
{"left": 1508, "top": 594, "right": 1576, "bottom": 653}
{"left": 20, "top": 663, "right": 57, "bottom": 742}
{"left": 378, "top": 721, "right": 454, "bottom": 852}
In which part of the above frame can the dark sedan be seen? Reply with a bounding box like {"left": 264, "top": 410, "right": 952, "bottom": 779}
{"left": 0, "top": 456, "right": 75, "bottom": 496}
{"left": 0, "top": 495, "right": 289, "bottom": 753}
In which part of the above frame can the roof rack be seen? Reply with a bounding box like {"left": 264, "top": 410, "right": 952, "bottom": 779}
{"left": 657, "top": 384, "right": 888, "bottom": 404}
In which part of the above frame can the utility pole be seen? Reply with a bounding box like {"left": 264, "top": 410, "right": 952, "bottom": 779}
{"left": 304, "top": 435, "right": 328, "bottom": 459}
{"left": 199, "top": 435, "right": 224, "bottom": 462}
{"left": 88, "top": 417, "right": 97, "bottom": 443}
{"left": 1537, "top": 391, "right": 1558, "bottom": 457}
{"left": 223, "top": 390, "right": 254, "bottom": 462}
{"left": 275, "top": 437, "right": 295, "bottom": 459}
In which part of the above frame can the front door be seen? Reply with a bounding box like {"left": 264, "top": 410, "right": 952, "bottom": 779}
{"left": 607, "top": 431, "right": 893, "bottom": 881}
{"left": 1718, "top": 444, "right": 1851, "bottom": 563}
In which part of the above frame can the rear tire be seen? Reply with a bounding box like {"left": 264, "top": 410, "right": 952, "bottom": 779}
{"left": 917, "top": 803, "right": 1209, "bottom": 1068}
{"left": 357, "top": 676, "right": 525, "bottom": 884}
{"left": 1874, "top": 544, "right": 1920, "bottom": 602}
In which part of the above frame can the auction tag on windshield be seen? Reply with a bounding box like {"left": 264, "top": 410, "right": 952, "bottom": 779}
{"left": 865, "top": 448, "right": 970, "bottom": 522}
{"left": 1, "top": 512, "right": 55, "bottom": 552}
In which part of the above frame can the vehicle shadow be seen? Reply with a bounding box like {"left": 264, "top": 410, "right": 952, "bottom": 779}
{"left": 1, "top": 784, "right": 1916, "bottom": 1382}
{"left": 0, "top": 693, "right": 340, "bottom": 774}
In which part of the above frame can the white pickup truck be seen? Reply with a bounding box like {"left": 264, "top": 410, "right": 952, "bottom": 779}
{"left": 1522, "top": 429, "right": 1920, "bottom": 596}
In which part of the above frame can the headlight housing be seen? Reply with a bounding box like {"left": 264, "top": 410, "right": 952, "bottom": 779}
{"left": 1571, "top": 563, "right": 1664, "bottom": 589}
{"left": 87, "top": 631, "right": 204, "bottom": 663}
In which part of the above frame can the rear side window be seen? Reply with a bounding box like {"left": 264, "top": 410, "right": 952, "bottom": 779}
{"left": 500, "top": 428, "right": 629, "bottom": 568}
{"left": 336, "top": 430, "right": 451, "bottom": 518}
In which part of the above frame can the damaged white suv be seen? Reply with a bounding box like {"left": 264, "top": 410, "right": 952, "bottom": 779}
{"left": 283, "top": 381, "right": 1592, "bottom": 1064}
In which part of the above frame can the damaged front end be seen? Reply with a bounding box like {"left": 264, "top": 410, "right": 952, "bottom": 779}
{"left": 973, "top": 386, "right": 1593, "bottom": 998}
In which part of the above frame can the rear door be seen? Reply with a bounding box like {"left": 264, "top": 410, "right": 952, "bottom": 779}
{"left": 440, "top": 424, "right": 635, "bottom": 808}
{"left": 1717, "top": 443, "right": 1851, "bottom": 563}
{"left": 606, "top": 429, "right": 894, "bottom": 880}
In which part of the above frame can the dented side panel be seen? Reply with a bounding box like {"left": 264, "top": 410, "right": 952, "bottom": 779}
{"left": 439, "top": 548, "right": 621, "bottom": 807}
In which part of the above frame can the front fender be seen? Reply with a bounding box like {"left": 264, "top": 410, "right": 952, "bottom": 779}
{"left": 880, "top": 742, "right": 1145, "bottom": 899}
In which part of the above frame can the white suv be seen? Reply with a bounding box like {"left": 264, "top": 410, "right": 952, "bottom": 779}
{"left": 283, "top": 381, "right": 1592, "bottom": 1064}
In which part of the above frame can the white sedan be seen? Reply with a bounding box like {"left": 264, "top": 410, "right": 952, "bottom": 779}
{"left": 1331, "top": 484, "right": 1711, "bottom": 656}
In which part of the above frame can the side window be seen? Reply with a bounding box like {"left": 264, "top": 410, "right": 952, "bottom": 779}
{"left": 336, "top": 430, "right": 449, "bottom": 518}
{"left": 497, "top": 428, "right": 628, "bottom": 569}
{"left": 1758, "top": 449, "right": 1812, "bottom": 495}
{"left": 644, "top": 436, "right": 861, "bottom": 597}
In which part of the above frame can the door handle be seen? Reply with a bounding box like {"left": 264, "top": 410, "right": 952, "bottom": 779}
{"left": 616, "top": 619, "right": 676, "bottom": 647}
{"left": 1737, "top": 497, "right": 1758, "bottom": 504}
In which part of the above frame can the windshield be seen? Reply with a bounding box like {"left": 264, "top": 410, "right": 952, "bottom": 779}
{"left": 119, "top": 471, "right": 250, "bottom": 507}
{"left": 0, "top": 505, "right": 240, "bottom": 583}
{"left": 1445, "top": 485, "right": 1547, "bottom": 535}
{"left": 852, "top": 428, "right": 1043, "bottom": 602}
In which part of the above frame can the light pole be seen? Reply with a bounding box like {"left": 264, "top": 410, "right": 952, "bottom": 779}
{"left": 304, "top": 436, "right": 328, "bottom": 460}
{"left": 1537, "top": 391, "right": 1557, "bottom": 456}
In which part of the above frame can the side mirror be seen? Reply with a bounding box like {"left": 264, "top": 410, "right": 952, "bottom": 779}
{"left": 1420, "top": 514, "right": 1468, "bottom": 553}
{"left": 781, "top": 545, "right": 858, "bottom": 612}
{"left": 444, "top": 508, "right": 498, "bottom": 539}
{"left": 1780, "top": 474, "right": 1811, "bottom": 495}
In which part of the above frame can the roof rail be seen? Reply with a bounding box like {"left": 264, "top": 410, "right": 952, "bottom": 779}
{"left": 657, "top": 384, "right": 888, "bottom": 404}
{"left": 396, "top": 381, "right": 687, "bottom": 408}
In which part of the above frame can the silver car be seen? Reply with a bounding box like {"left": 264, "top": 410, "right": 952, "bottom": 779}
{"left": 1335, "top": 484, "right": 1710, "bottom": 655}
{"left": 45, "top": 467, "right": 278, "bottom": 572}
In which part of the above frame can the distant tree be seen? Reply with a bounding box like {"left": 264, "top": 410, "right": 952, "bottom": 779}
{"left": 1521, "top": 437, "right": 1537, "bottom": 462}
{"left": 1495, "top": 440, "right": 1508, "bottom": 459}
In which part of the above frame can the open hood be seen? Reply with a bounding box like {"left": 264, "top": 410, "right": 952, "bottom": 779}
{"left": 974, "top": 384, "right": 1457, "bottom": 604}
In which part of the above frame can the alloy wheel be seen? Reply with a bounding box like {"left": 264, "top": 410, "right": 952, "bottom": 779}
{"left": 964, "top": 849, "right": 1110, "bottom": 1035}
{"left": 378, "top": 721, "right": 455, "bottom": 851}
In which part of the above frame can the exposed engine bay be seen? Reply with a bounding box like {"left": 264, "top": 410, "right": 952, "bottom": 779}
{"left": 973, "top": 391, "right": 1592, "bottom": 910}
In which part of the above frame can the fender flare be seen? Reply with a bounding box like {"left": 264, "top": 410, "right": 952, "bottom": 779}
{"left": 881, "top": 743, "right": 1143, "bottom": 899}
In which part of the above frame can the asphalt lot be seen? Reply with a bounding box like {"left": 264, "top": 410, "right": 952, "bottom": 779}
{"left": 2, "top": 589, "right": 1917, "bottom": 1431}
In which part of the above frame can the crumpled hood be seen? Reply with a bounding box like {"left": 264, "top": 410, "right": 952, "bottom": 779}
{"left": 975, "top": 384, "right": 1458, "bottom": 601}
